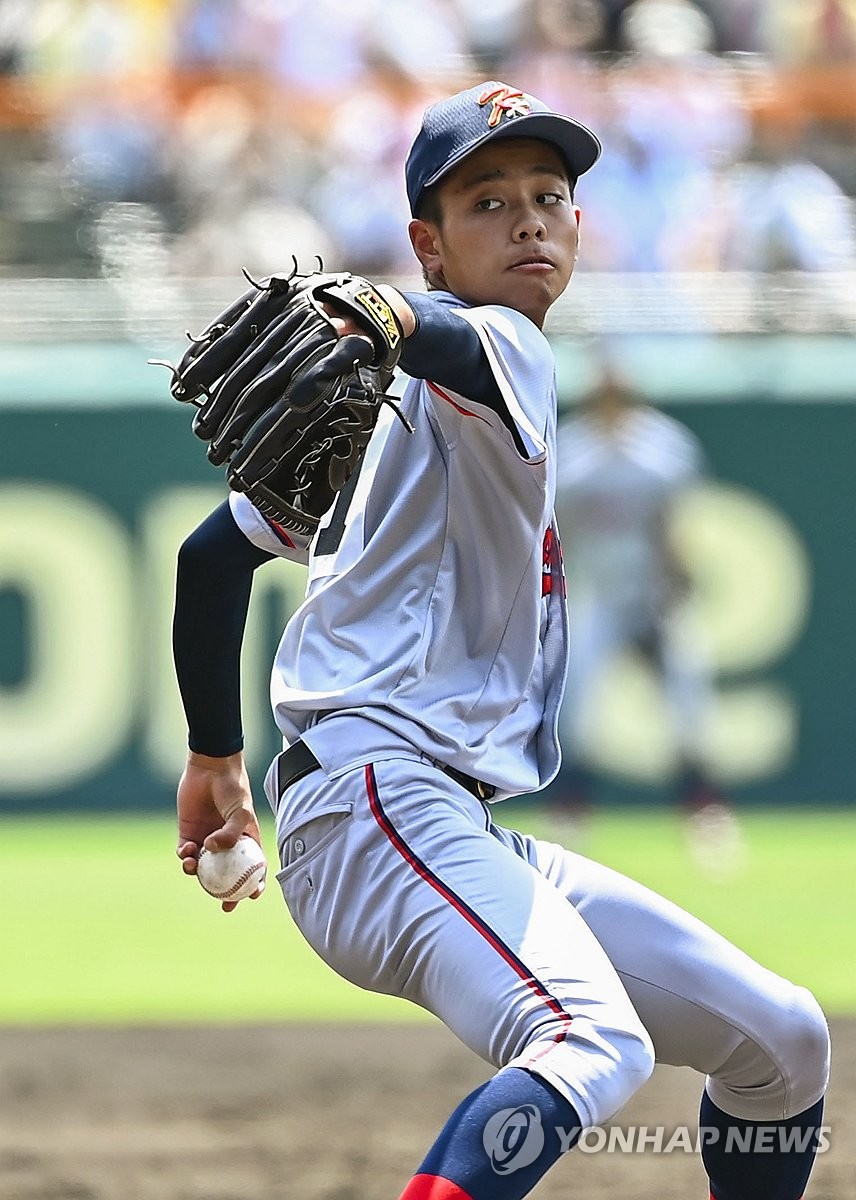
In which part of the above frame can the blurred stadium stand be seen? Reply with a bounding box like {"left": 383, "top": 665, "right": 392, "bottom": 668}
{"left": 0, "top": 0, "right": 853, "bottom": 291}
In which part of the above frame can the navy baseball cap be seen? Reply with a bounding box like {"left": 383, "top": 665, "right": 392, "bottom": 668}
{"left": 405, "top": 81, "right": 601, "bottom": 216}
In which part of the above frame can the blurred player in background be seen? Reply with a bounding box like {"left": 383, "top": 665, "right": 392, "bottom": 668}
{"left": 553, "top": 365, "right": 742, "bottom": 871}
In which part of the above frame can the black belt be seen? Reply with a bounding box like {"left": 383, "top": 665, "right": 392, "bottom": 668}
{"left": 276, "top": 739, "right": 495, "bottom": 803}
{"left": 440, "top": 762, "right": 496, "bottom": 801}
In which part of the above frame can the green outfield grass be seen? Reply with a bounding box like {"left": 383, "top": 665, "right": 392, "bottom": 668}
{"left": 3, "top": 807, "right": 854, "bottom": 1024}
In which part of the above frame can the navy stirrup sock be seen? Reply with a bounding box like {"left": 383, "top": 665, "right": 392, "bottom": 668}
{"left": 700, "top": 1091, "right": 825, "bottom": 1200}
{"left": 399, "top": 1066, "right": 582, "bottom": 1200}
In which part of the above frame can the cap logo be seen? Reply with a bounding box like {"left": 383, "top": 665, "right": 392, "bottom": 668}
{"left": 478, "top": 86, "right": 531, "bottom": 128}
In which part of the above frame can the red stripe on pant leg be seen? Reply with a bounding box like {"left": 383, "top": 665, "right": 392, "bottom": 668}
{"left": 400, "top": 1173, "right": 476, "bottom": 1200}
{"left": 364, "top": 764, "right": 574, "bottom": 1030}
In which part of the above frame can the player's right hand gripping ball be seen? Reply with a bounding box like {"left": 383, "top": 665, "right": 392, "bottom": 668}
{"left": 196, "top": 836, "right": 267, "bottom": 903}
{"left": 160, "top": 267, "right": 406, "bottom": 538}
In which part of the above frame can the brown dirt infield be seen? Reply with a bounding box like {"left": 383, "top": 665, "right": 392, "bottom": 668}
{"left": 0, "top": 1020, "right": 852, "bottom": 1199}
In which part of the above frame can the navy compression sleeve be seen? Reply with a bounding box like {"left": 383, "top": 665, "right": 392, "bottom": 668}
{"left": 401, "top": 292, "right": 525, "bottom": 453}
{"left": 401, "top": 292, "right": 503, "bottom": 408}
{"left": 173, "top": 500, "right": 273, "bottom": 756}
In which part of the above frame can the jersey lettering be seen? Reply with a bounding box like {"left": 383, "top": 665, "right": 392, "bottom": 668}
{"left": 542, "top": 526, "right": 566, "bottom": 598}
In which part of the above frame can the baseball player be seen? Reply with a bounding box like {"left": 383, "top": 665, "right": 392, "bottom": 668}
{"left": 172, "top": 82, "right": 829, "bottom": 1200}
{"left": 552, "top": 368, "right": 742, "bottom": 868}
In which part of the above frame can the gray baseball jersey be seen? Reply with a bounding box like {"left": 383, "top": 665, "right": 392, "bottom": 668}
{"left": 232, "top": 294, "right": 568, "bottom": 800}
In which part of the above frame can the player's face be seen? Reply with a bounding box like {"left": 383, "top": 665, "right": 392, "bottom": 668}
{"left": 409, "top": 139, "right": 580, "bottom": 328}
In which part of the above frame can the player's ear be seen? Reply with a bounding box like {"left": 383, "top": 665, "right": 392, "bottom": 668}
{"left": 409, "top": 219, "right": 443, "bottom": 276}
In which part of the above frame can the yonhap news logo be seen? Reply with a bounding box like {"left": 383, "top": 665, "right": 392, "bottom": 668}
{"left": 482, "top": 1105, "right": 546, "bottom": 1174}
{"left": 481, "top": 1107, "right": 831, "bottom": 1174}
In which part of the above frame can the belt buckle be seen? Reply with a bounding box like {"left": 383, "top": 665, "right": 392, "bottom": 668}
{"left": 476, "top": 780, "right": 495, "bottom": 801}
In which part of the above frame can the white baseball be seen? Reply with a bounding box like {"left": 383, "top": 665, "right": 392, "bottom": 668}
{"left": 197, "top": 836, "right": 267, "bottom": 902}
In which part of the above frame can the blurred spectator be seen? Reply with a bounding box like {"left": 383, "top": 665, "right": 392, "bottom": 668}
{"left": 164, "top": 82, "right": 332, "bottom": 275}
{"left": 309, "top": 67, "right": 427, "bottom": 274}
{"left": 711, "top": 0, "right": 768, "bottom": 53}
{"left": 730, "top": 131, "right": 856, "bottom": 272}
{"left": 498, "top": 1, "right": 608, "bottom": 136}
{"left": 369, "top": 0, "right": 468, "bottom": 81}
{"left": 552, "top": 367, "right": 743, "bottom": 873}
{"left": 663, "top": 109, "right": 856, "bottom": 287}
{"left": 594, "top": 0, "right": 720, "bottom": 51}
{"left": 6, "top": 0, "right": 170, "bottom": 79}
{"left": 577, "top": 47, "right": 750, "bottom": 270}
{"left": 0, "top": 0, "right": 28, "bottom": 74}
{"left": 451, "top": 0, "right": 529, "bottom": 69}
{"left": 763, "top": 0, "right": 856, "bottom": 64}
{"left": 53, "top": 77, "right": 172, "bottom": 205}
{"left": 172, "top": 0, "right": 247, "bottom": 70}
{"left": 619, "top": 0, "right": 716, "bottom": 55}
{"left": 167, "top": 84, "right": 270, "bottom": 220}
{"left": 253, "top": 0, "right": 374, "bottom": 95}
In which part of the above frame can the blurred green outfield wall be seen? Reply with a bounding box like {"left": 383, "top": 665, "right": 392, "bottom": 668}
{"left": 0, "top": 337, "right": 854, "bottom": 811}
